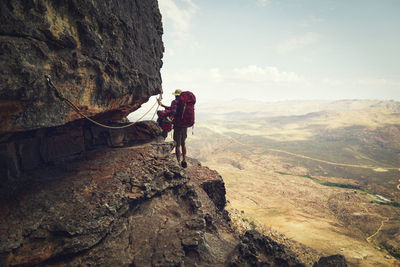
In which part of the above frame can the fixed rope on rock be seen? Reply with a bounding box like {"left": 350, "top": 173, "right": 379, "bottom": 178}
{"left": 152, "top": 92, "right": 162, "bottom": 121}
{"left": 45, "top": 74, "right": 161, "bottom": 129}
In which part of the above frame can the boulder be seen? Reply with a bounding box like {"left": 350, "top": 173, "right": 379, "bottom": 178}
{"left": 228, "top": 230, "right": 305, "bottom": 267}
{"left": 313, "top": 254, "right": 348, "bottom": 267}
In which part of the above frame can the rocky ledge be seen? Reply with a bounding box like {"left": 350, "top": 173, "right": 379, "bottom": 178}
{"left": 0, "top": 127, "right": 347, "bottom": 266}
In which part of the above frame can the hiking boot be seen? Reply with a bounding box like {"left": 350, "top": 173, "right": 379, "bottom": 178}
{"left": 181, "top": 161, "right": 187, "bottom": 168}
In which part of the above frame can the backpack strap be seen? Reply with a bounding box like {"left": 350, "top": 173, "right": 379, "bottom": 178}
{"left": 182, "top": 103, "right": 187, "bottom": 119}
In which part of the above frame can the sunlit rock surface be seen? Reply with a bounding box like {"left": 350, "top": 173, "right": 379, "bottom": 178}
{"left": 0, "top": 141, "right": 308, "bottom": 266}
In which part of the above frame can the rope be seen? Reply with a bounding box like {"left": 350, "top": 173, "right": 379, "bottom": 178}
{"left": 151, "top": 90, "right": 164, "bottom": 120}
{"left": 151, "top": 101, "right": 160, "bottom": 121}
{"left": 45, "top": 74, "right": 161, "bottom": 129}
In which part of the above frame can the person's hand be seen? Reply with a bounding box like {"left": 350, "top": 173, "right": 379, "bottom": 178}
{"left": 157, "top": 98, "right": 162, "bottom": 105}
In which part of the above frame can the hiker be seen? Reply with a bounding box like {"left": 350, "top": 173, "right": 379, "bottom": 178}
{"left": 158, "top": 89, "right": 196, "bottom": 168}
{"left": 156, "top": 110, "right": 173, "bottom": 138}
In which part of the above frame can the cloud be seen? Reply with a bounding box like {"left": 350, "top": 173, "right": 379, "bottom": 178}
{"left": 162, "top": 66, "right": 400, "bottom": 101}
{"left": 355, "top": 77, "right": 400, "bottom": 87}
{"left": 277, "top": 32, "right": 318, "bottom": 54}
{"left": 158, "top": 0, "right": 198, "bottom": 45}
{"left": 210, "top": 68, "right": 223, "bottom": 82}
{"left": 322, "top": 78, "right": 346, "bottom": 87}
{"left": 233, "top": 65, "right": 305, "bottom": 83}
{"left": 159, "top": 65, "right": 308, "bottom": 102}
{"left": 161, "top": 66, "right": 400, "bottom": 102}
{"left": 166, "top": 65, "right": 305, "bottom": 85}
{"left": 322, "top": 77, "right": 400, "bottom": 88}
{"left": 167, "top": 68, "right": 223, "bottom": 83}
{"left": 257, "top": 0, "right": 269, "bottom": 7}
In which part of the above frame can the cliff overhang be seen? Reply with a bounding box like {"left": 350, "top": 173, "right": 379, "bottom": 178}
{"left": 0, "top": 0, "right": 164, "bottom": 135}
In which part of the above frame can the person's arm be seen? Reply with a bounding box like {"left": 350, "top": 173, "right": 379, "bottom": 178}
{"left": 157, "top": 98, "right": 169, "bottom": 109}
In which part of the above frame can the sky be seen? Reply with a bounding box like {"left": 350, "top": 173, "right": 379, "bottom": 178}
{"left": 156, "top": 0, "right": 400, "bottom": 104}
{"left": 129, "top": 0, "right": 400, "bottom": 120}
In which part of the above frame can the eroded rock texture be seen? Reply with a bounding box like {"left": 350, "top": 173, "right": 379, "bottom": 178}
{"left": 0, "top": 140, "right": 310, "bottom": 266}
{"left": 0, "top": 120, "right": 162, "bottom": 180}
{"left": 229, "top": 231, "right": 304, "bottom": 267}
{"left": 0, "top": 0, "right": 163, "bottom": 134}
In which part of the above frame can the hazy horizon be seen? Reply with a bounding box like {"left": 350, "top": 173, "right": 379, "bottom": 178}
{"left": 128, "top": 97, "right": 399, "bottom": 121}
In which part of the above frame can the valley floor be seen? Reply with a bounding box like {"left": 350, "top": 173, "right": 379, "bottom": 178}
{"left": 199, "top": 149, "right": 400, "bottom": 267}
{"left": 187, "top": 102, "right": 400, "bottom": 266}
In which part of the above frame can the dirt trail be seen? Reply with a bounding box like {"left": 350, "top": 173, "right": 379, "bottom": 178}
{"left": 228, "top": 134, "right": 400, "bottom": 193}
{"left": 366, "top": 217, "right": 390, "bottom": 243}
{"left": 222, "top": 132, "right": 399, "bottom": 172}
{"left": 267, "top": 148, "right": 400, "bottom": 171}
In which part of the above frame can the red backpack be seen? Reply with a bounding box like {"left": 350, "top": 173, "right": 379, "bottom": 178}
{"left": 175, "top": 91, "right": 196, "bottom": 127}
{"left": 157, "top": 110, "right": 173, "bottom": 132}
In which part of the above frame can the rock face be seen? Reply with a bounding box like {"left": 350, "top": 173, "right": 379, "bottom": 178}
{"left": 185, "top": 159, "right": 227, "bottom": 212}
{"left": 0, "top": 0, "right": 163, "bottom": 134}
{"left": 0, "top": 140, "right": 308, "bottom": 266}
{"left": 0, "top": 120, "right": 162, "bottom": 181}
